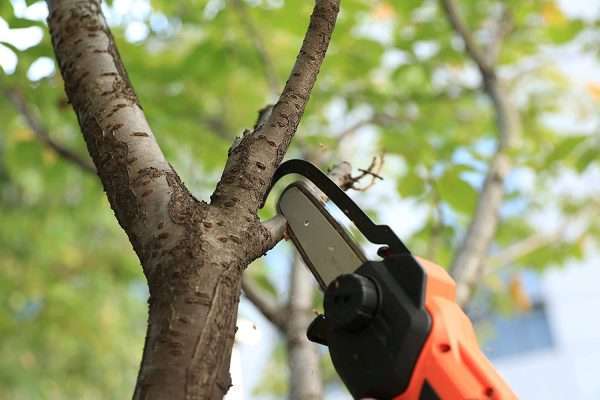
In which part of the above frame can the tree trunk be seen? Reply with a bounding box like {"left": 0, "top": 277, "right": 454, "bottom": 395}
{"left": 45, "top": 0, "right": 340, "bottom": 398}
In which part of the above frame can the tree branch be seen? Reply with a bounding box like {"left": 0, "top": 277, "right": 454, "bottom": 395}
{"left": 440, "top": 0, "right": 521, "bottom": 307}
{"left": 3, "top": 88, "right": 96, "bottom": 175}
{"left": 47, "top": 0, "right": 186, "bottom": 265}
{"left": 439, "top": 0, "right": 494, "bottom": 79}
{"left": 485, "top": 6, "right": 512, "bottom": 66}
{"left": 230, "top": 0, "right": 279, "bottom": 97}
{"left": 487, "top": 230, "right": 564, "bottom": 273}
{"left": 241, "top": 275, "right": 286, "bottom": 330}
{"left": 46, "top": 1, "right": 341, "bottom": 398}
{"left": 212, "top": 0, "right": 341, "bottom": 217}
{"left": 454, "top": 229, "right": 565, "bottom": 303}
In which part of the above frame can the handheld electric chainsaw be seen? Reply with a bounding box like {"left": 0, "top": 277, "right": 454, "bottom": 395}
{"left": 264, "top": 159, "right": 516, "bottom": 400}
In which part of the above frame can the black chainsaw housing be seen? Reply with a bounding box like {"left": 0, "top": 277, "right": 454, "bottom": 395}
{"left": 266, "top": 160, "right": 431, "bottom": 398}
{"left": 308, "top": 254, "right": 431, "bottom": 399}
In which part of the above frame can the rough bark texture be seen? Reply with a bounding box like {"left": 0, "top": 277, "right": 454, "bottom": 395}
{"left": 440, "top": 0, "right": 521, "bottom": 306}
{"left": 212, "top": 0, "right": 340, "bottom": 214}
{"left": 287, "top": 254, "right": 324, "bottom": 400}
{"left": 46, "top": 0, "right": 340, "bottom": 398}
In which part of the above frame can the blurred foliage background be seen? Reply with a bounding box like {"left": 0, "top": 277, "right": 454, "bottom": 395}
{"left": 1, "top": 0, "right": 599, "bottom": 398}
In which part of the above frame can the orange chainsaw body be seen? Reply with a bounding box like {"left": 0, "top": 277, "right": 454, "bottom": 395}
{"left": 393, "top": 257, "right": 517, "bottom": 400}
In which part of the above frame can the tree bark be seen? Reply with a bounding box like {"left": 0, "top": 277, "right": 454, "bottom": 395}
{"left": 440, "top": 0, "right": 521, "bottom": 306}
{"left": 46, "top": 0, "right": 340, "bottom": 398}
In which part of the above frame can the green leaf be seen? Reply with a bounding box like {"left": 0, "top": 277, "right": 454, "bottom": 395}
{"left": 252, "top": 342, "right": 288, "bottom": 397}
{"left": 545, "top": 135, "right": 587, "bottom": 165}
{"left": 436, "top": 166, "right": 478, "bottom": 214}
{"left": 575, "top": 147, "right": 598, "bottom": 172}
{"left": 247, "top": 262, "right": 278, "bottom": 297}
{"left": 546, "top": 19, "right": 585, "bottom": 44}
{"left": 397, "top": 169, "right": 425, "bottom": 198}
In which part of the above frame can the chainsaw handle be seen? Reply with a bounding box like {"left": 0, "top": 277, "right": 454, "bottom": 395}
{"left": 394, "top": 258, "right": 517, "bottom": 400}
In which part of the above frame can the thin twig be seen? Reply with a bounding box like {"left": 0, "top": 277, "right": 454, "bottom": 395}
{"left": 241, "top": 274, "right": 286, "bottom": 330}
{"left": 486, "top": 6, "right": 513, "bottom": 65}
{"left": 485, "top": 228, "right": 566, "bottom": 275}
{"left": 349, "top": 154, "right": 384, "bottom": 191}
{"left": 212, "top": 0, "right": 341, "bottom": 213}
{"left": 440, "top": 0, "right": 494, "bottom": 79}
{"left": 230, "top": 0, "right": 279, "bottom": 97}
{"left": 440, "top": 0, "right": 520, "bottom": 306}
{"left": 3, "top": 88, "right": 96, "bottom": 175}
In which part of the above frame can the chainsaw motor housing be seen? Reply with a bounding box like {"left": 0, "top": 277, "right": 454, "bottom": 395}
{"left": 266, "top": 160, "right": 516, "bottom": 400}
{"left": 308, "top": 255, "right": 432, "bottom": 399}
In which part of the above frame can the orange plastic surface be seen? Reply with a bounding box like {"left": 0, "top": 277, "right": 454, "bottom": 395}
{"left": 393, "top": 257, "right": 517, "bottom": 400}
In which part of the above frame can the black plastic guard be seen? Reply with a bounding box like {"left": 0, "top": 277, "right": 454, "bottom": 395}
{"left": 324, "top": 256, "right": 431, "bottom": 399}
{"left": 264, "top": 159, "right": 411, "bottom": 256}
